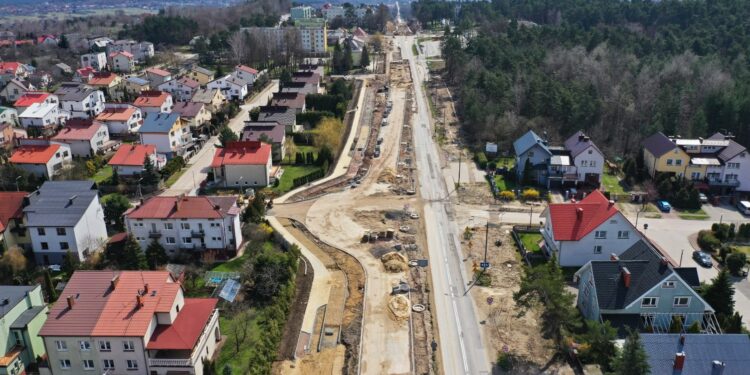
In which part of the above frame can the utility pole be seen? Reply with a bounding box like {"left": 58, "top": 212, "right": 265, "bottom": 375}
{"left": 482, "top": 217, "right": 489, "bottom": 269}
{"left": 529, "top": 204, "right": 533, "bottom": 226}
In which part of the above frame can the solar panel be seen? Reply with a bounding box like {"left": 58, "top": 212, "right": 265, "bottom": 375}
{"left": 218, "top": 279, "right": 240, "bottom": 302}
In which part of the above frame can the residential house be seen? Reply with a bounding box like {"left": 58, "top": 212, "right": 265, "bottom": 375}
{"left": 171, "top": 102, "right": 211, "bottom": 130}
{"left": 13, "top": 92, "right": 58, "bottom": 113}
{"left": 257, "top": 106, "right": 300, "bottom": 133}
{"left": 279, "top": 81, "right": 318, "bottom": 95}
{"left": 0, "top": 192, "right": 30, "bottom": 252}
{"left": 36, "top": 34, "right": 58, "bottom": 45}
{"left": 206, "top": 75, "right": 247, "bottom": 101}
{"left": 0, "top": 123, "right": 17, "bottom": 149}
{"left": 291, "top": 5, "right": 314, "bottom": 20}
{"left": 40, "top": 270, "right": 222, "bottom": 375}
{"left": 346, "top": 36, "right": 365, "bottom": 66}
{"left": 640, "top": 334, "right": 750, "bottom": 375}
{"left": 79, "top": 52, "right": 107, "bottom": 70}
{"left": 299, "top": 63, "right": 325, "bottom": 78}
{"left": 87, "top": 71, "right": 123, "bottom": 101}
{"left": 108, "top": 144, "right": 162, "bottom": 176}
{"left": 9, "top": 143, "right": 71, "bottom": 179}
{"left": 126, "top": 195, "right": 243, "bottom": 253}
{"left": 188, "top": 66, "right": 214, "bottom": 86}
{"left": 241, "top": 121, "right": 285, "bottom": 162}
{"left": 232, "top": 65, "right": 258, "bottom": 86}
{"left": 106, "top": 39, "right": 155, "bottom": 62}
{"left": 297, "top": 18, "right": 328, "bottom": 53}
{"left": 0, "top": 79, "right": 34, "bottom": 104}
{"left": 643, "top": 132, "right": 697, "bottom": 179}
{"left": 50, "top": 119, "right": 112, "bottom": 158}
{"left": 0, "top": 285, "right": 48, "bottom": 375}
{"left": 25, "top": 181, "right": 107, "bottom": 264}
{"left": 134, "top": 91, "right": 173, "bottom": 115}
{"left": 291, "top": 71, "right": 320, "bottom": 93}
{"left": 158, "top": 77, "right": 200, "bottom": 102}
{"left": 27, "top": 71, "right": 52, "bottom": 91}
{"left": 541, "top": 190, "right": 644, "bottom": 266}
{"left": 270, "top": 92, "right": 306, "bottom": 113}
{"left": 138, "top": 113, "right": 191, "bottom": 158}
{"left": 210, "top": 141, "right": 272, "bottom": 188}
{"left": 563, "top": 130, "right": 605, "bottom": 185}
{"left": 53, "top": 62, "right": 73, "bottom": 76}
{"left": 190, "top": 88, "right": 225, "bottom": 112}
{"left": 86, "top": 36, "right": 113, "bottom": 50}
{"left": 145, "top": 68, "right": 172, "bottom": 87}
{"left": 575, "top": 240, "right": 716, "bottom": 334}
{"left": 0, "top": 62, "right": 27, "bottom": 79}
{"left": 0, "top": 106, "right": 18, "bottom": 125}
{"left": 706, "top": 132, "right": 750, "bottom": 193}
{"left": 54, "top": 82, "right": 106, "bottom": 118}
{"left": 96, "top": 104, "right": 143, "bottom": 134}
{"left": 321, "top": 5, "right": 345, "bottom": 21}
{"left": 108, "top": 51, "right": 135, "bottom": 73}
{"left": 124, "top": 76, "right": 150, "bottom": 95}
{"left": 73, "top": 67, "right": 96, "bottom": 83}
{"left": 18, "top": 103, "right": 67, "bottom": 136}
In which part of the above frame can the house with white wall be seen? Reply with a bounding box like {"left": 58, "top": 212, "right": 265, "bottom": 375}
{"left": 13, "top": 92, "right": 59, "bottom": 113}
{"left": 564, "top": 131, "right": 605, "bottom": 185}
{"left": 134, "top": 91, "right": 173, "bottom": 115}
{"left": 40, "top": 270, "right": 221, "bottom": 375}
{"left": 0, "top": 79, "right": 34, "bottom": 104}
{"left": 24, "top": 181, "right": 107, "bottom": 264}
{"left": 109, "top": 51, "right": 135, "bottom": 73}
{"left": 232, "top": 65, "right": 258, "bottom": 86}
{"left": 206, "top": 75, "right": 247, "bottom": 101}
{"left": 541, "top": 190, "right": 644, "bottom": 267}
{"left": 106, "top": 40, "right": 154, "bottom": 62}
{"left": 0, "top": 106, "right": 18, "bottom": 126}
{"left": 210, "top": 141, "right": 272, "bottom": 187}
{"left": 145, "top": 68, "right": 172, "bottom": 87}
{"left": 138, "top": 113, "right": 191, "bottom": 158}
{"left": 54, "top": 82, "right": 106, "bottom": 118}
{"left": 108, "top": 144, "right": 163, "bottom": 176}
{"left": 50, "top": 119, "right": 112, "bottom": 158}
{"left": 96, "top": 104, "right": 143, "bottom": 134}
{"left": 158, "top": 77, "right": 200, "bottom": 102}
{"left": 19, "top": 103, "right": 67, "bottom": 135}
{"left": 79, "top": 53, "right": 107, "bottom": 70}
{"left": 9, "top": 143, "right": 71, "bottom": 179}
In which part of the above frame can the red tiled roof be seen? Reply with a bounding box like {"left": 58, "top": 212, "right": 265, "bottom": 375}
{"left": 109, "top": 51, "right": 134, "bottom": 58}
{"left": 76, "top": 67, "right": 96, "bottom": 77}
{"left": 51, "top": 119, "right": 103, "bottom": 141}
{"left": 0, "top": 192, "right": 27, "bottom": 233}
{"left": 127, "top": 196, "right": 239, "bottom": 219}
{"left": 13, "top": 92, "right": 50, "bottom": 107}
{"left": 210, "top": 141, "right": 271, "bottom": 167}
{"left": 96, "top": 106, "right": 137, "bottom": 122}
{"left": 146, "top": 67, "right": 171, "bottom": 77}
{"left": 109, "top": 144, "right": 155, "bottom": 166}
{"left": 88, "top": 71, "right": 119, "bottom": 86}
{"left": 178, "top": 77, "right": 199, "bottom": 89}
{"left": 547, "top": 190, "right": 619, "bottom": 241}
{"left": 10, "top": 144, "right": 60, "bottom": 164}
{"left": 39, "top": 271, "right": 182, "bottom": 337}
{"left": 236, "top": 65, "right": 258, "bottom": 74}
{"left": 0, "top": 62, "right": 20, "bottom": 73}
{"left": 147, "top": 298, "right": 217, "bottom": 350}
{"left": 134, "top": 91, "right": 170, "bottom": 107}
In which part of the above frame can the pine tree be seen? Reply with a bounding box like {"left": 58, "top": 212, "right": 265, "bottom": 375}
{"left": 360, "top": 45, "right": 370, "bottom": 69}
{"left": 58, "top": 34, "right": 69, "bottom": 49}
{"left": 218, "top": 126, "right": 238, "bottom": 147}
{"left": 145, "top": 239, "right": 169, "bottom": 270}
{"left": 342, "top": 42, "right": 353, "bottom": 72}
{"left": 121, "top": 235, "right": 147, "bottom": 270}
{"left": 701, "top": 270, "right": 735, "bottom": 317}
{"left": 43, "top": 269, "right": 57, "bottom": 302}
{"left": 521, "top": 158, "right": 534, "bottom": 186}
{"left": 110, "top": 167, "right": 119, "bottom": 185}
{"left": 612, "top": 330, "right": 650, "bottom": 375}
{"left": 142, "top": 155, "right": 159, "bottom": 185}
{"left": 222, "top": 365, "right": 233, "bottom": 375}
{"left": 62, "top": 250, "right": 80, "bottom": 276}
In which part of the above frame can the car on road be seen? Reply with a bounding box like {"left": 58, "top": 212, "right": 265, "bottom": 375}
{"left": 692, "top": 251, "right": 713, "bottom": 267}
{"left": 699, "top": 193, "right": 708, "bottom": 204}
{"left": 737, "top": 200, "right": 750, "bottom": 215}
{"left": 656, "top": 200, "right": 671, "bottom": 212}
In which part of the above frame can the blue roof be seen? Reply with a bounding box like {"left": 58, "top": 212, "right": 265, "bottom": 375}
{"left": 127, "top": 76, "right": 149, "bottom": 85}
{"left": 139, "top": 113, "right": 180, "bottom": 133}
{"left": 641, "top": 334, "right": 750, "bottom": 375}
{"left": 513, "top": 130, "right": 551, "bottom": 157}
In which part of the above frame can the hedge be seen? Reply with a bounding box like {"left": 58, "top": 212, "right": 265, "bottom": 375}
{"left": 296, "top": 111, "right": 336, "bottom": 128}
{"left": 475, "top": 152, "right": 488, "bottom": 169}
{"left": 291, "top": 168, "right": 325, "bottom": 188}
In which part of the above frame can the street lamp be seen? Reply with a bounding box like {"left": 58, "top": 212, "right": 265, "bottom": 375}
{"left": 15, "top": 175, "right": 22, "bottom": 191}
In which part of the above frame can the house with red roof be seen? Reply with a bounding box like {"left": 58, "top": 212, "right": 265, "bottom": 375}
{"left": 74, "top": 67, "right": 96, "bottom": 83}
{"left": 145, "top": 67, "right": 172, "bottom": 87}
{"left": 87, "top": 71, "right": 123, "bottom": 100}
{"left": 9, "top": 142, "right": 72, "bottom": 178}
{"left": 0, "top": 191, "right": 30, "bottom": 251}
{"left": 96, "top": 104, "right": 143, "bottom": 134}
{"left": 0, "top": 79, "right": 35, "bottom": 104}
{"left": 158, "top": 77, "right": 200, "bottom": 102}
{"left": 109, "top": 51, "right": 135, "bottom": 73}
{"left": 109, "top": 144, "right": 163, "bottom": 176}
{"left": 210, "top": 141, "right": 272, "bottom": 188}
{"left": 125, "top": 195, "right": 243, "bottom": 253}
{"left": 233, "top": 65, "right": 258, "bottom": 85}
{"left": 51, "top": 118, "right": 113, "bottom": 157}
{"left": 541, "top": 190, "right": 644, "bottom": 266}
{"left": 40, "top": 270, "right": 222, "bottom": 375}
{"left": 0, "top": 62, "right": 27, "bottom": 79}
{"left": 13, "top": 91, "right": 59, "bottom": 113}
{"left": 134, "top": 90, "right": 173, "bottom": 114}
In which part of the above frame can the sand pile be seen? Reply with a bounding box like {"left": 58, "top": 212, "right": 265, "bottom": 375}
{"left": 388, "top": 295, "right": 411, "bottom": 321}
{"left": 381, "top": 252, "right": 408, "bottom": 272}
{"left": 378, "top": 168, "right": 397, "bottom": 183}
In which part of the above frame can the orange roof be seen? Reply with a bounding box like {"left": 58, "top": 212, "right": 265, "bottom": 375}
{"left": 76, "top": 67, "right": 96, "bottom": 77}
{"left": 51, "top": 120, "right": 104, "bottom": 141}
{"left": 13, "top": 92, "right": 50, "bottom": 107}
{"left": 0, "top": 62, "right": 21, "bottom": 73}
{"left": 210, "top": 141, "right": 271, "bottom": 167}
{"left": 109, "top": 144, "right": 155, "bottom": 166}
{"left": 127, "top": 196, "right": 239, "bottom": 219}
{"left": 146, "top": 67, "right": 171, "bottom": 77}
{"left": 134, "top": 91, "right": 170, "bottom": 107}
{"left": 39, "top": 271, "right": 183, "bottom": 337}
{"left": 0, "top": 192, "right": 27, "bottom": 233}
{"left": 88, "top": 71, "right": 119, "bottom": 86}
{"left": 0, "top": 345, "right": 22, "bottom": 367}
{"left": 10, "top": 144, "right": 60, "bottom": 164}
{"left": 146, "top": 298, "right": 217, "bottom": 350}
{"left": 109, "top": 51, "right": 134, "bottom": 59}
{"left": 96, "top": 106, "right": 138, "bottom": 122}
{"left": 547, "top": 190, "right": 621, "bottom": 241}
{"left": 236, "top": 65, "right": 258, "bottom": 74}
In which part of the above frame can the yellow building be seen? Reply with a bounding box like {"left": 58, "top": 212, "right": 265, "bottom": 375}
{"left": 189, "top": 66, "right": 215, "bottom": 86}
{"left": 643, "top": 132, "right": 723, "bottom": 180}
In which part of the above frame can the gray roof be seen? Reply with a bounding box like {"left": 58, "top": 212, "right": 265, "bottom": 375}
{"left": 192, "top": 66, "right": 214, "bottom": 76}
{"left": 709, "top": 132, "right": 747, "bottom": 162}
{"left": 24, "top": 181, "right": 100, "bottom": 227}
{"left": 257, "top": 106, "right": 296, "bottom": 127}
{"left": 674, "top": 268, "right": 700, "bottom": 288}
{"left": 564, "top": 130, "right": 603, "bottom": 158}
{"left": 54, "top": 82, "right": 97, "bottom": 101}
{"left": 191, "top": 88, "right": 221, "bottom": 103}
{"left": 10, "top": 305, "right": 45, "bottom": 329}
{"left": 242, "top": 121, "right": 285, "bottom": 143}
{"left": 641, "top": 334, "right": 750, "bottom": 375}
{"left": 126, "top": 76, "right": 149, "bottom": 86}
{"left": 0, "top": 285, "right": 38, "bottom": 320}
{"left": 513, "top": 130, "right": 551, "bottom": 157}
{"left": 642, "top": 132, "right": 677, "bottom": 158}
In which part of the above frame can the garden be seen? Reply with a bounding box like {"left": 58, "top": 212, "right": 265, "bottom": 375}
{"left": 697, "top": 223, "right": 750, "bottom": 275}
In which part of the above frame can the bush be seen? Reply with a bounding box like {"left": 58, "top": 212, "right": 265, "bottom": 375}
{"left": 521, "top": 188, "right": 540, "bottom": 200}
{"left": 499, "top": 190, "right": 515, "bottom": 200}
{"left": 475, "top": 152, "right": 488, "bottom": 169}
{"left": 697, "top": 230, "right": 721, "bottom": 252}
{"left": 726, "top": 252, "right": 747, "bottom": 275}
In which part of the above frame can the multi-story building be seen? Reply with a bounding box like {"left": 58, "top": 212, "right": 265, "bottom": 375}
{"left": 108, "top": 51, "right": 135, "bottom": 73}
{"left": 24, "top": 181, "right": 107, "bottom": 264}
{"left": 54, "top": 82, "right": 106, "bottom": 119}
{"left": 297, "top": 18, "right": 328, "bottom": 53}
{"left": 190, "top": 88, "right": 225, "bottom": 112}
{"left": 321, "top": 5, "right": 346, "bottom": 20}
{"left": 18, "top": 103, "right": 67, "bottom": 136}
{"left": 138, "top": 113, "right": 191, "bottom": 158}
{"left": 50, "top": 119, "right": 111, "bottom": 158}
{"left": 108, "top": 144, "right": 162, "bottom": 177}
{"left": 13, "top": 92, "right": 58, "bottom": 114}
{"left": 171, "top": 102, "right": 211, "bottom": 130}
{"left": 145, "top": 68, "right": 172, "bottom": 87}
{"left": 79, "top": 53, "right": 107, "bottom": 70}
{"left": 86, "top": 72, "right": 123, "bottom": 101}
{"left": 188, "top": 66, "right": 214, "bottom": 86}
{"left": 0, "top": 192, "right": 30, "bottom": 253}
{"left": 0, "top": 106, "right": 18, "bottom": 126}
{"left": 0, "top": 285, "right": 48, "bottom": 375}
{"left": 134, "top": 91, "right": 173, "bottom": 115}
{"left": 158, "top": 78, "right": 200, "bottom": 102}
{"left": 291, "top": 5, "right": 314, "bottom": 20}
{"left": 39, "top": 271, "right": 221, "bottom": 375}
{"left": 96, "top": 104, "right": 143, "bottom": 134}
{"left": 125, "top": 195, "right": 243, "bottom": 254}
{"left": 210, "top": 141, "right": 272, "bottom": 188}
{"left": 206, "top": 75, "right": 248, "bottom": 101}
{"left": 9, "top": 143, "right": 72, "bottom": 179}
{"left": 124, "top": 76, "right": 150, "bottom": 95}
{"left": 106, "top": 40, "right": 155, "bottom": 62}
{"left": 0, "top": 79, "right": 34, "bottom": 104}
{"left": 232, "top": 65, "right": 258, "bottom": 87}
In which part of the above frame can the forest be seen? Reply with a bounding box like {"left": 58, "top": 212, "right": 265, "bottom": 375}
{"left": 414, "top": 0, "right": 750, "bottom": 158}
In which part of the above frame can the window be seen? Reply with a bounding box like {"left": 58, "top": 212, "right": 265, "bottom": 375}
{"left": 41, "top": 242, "right": 49, "bottom": 250}
{"left": 641, "top": 297, "right": 658, "bottom": 308}
{"left": 166, "top": 237, "right": 176, "bottom": 244}
{"left": 123, "top": 341, "right": 135, "bottom": 352}
{"left": 102, "top": 359, "right": 114, "bottom": 369}
{"left": 581, "top": 160, "right": 588, "bottom": 167}
{"left": 728, "top": 162, "right": 740, "bottom": 169}
{"left": 38, "top": 228, "right": 46, "bottom": 236}
{"left": 181, "top": 223, "right": 191, "bottom": 230}
{"left": 79, "top": 340, "right": 91, "bottom": 351}
{"left": 164, "top": 223, "right": 173, "bottom": 230}
{"left": 593, "top": 245, "right": 602, "bottom": 254}
{"left": 182, "top": 237, "right": 192, "bottom": 244}
{"left": 691, "top": 172, "right": 701, "bottom": 180}
{"left": 595, "top": 231, "right": 607, "bottom": 239}
{"left": 617, "top": 231, "right": 629, "bottom": 239}
{"left": 60, "top": 242, "right": 69, "bottom": 250}
{"left": 99, "top": 341, "right": 111, "bottom": 351}
{"left": 676, "top": 159, "right": 683, "bottom": 166}
{"left": 662, "top": 281, "right": 676, "bottom": 288}
{"left": 667, "top": 159, "right": 673, "bottom": 166}
{"left": 82, "top": 360, "right": 95, "bottom": 370}
{"left": 673, "top": 297, "right": 690, "bottom": 307}
{"left": 528, "top": 151, "right": 534, "bottom": 157}
{"left": 56, "top": 340, "right": 68, "bottom": 351}
{"left": 126, "top": 359, "right": 138, "bottom": 370}
{"left": 57, "top": 228, "right": 66, "bottom": 235}
{"left": 60, "top": 359, "right": 71, "bottom": 369}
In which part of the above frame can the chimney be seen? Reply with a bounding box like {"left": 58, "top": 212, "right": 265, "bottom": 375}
{"left": 576, "top": 207, "right": 584, "bottom": 219}
{"left": 571, "top": 198, "right": 576, "bottom": 204}
{"left": 136, "top": 294, "right": 144, "bottom": 308}
{"left": 621, "top": 267, "right": 631, "bottom": 288}
{"left": 111, "top": 275, "right": 120, "bottom": 290}
{"left": 67, "top": 295, "right": 75, "bottom": 309}
{"left": 610, "top": 253, "right": 619, "bottom": 261}
{"left": 679, "top": 335, "right": 686, "bottom": 346}
{"left": 674, "top": 352, "right": 686, "bottom": 371}
{"left": 579, "top": 134, "right": 585, "bottom": 142}
{"left": 661, "top": 257, "right": 669, "bottom": 266}
{"left": 608, "top": 200, "right": 615, "bottom": 208}
{"left": 143, "top": 283, "right": 149, "bottom": 294}
{"left": 712, "top": 360, "right": 726, "bottom": 375}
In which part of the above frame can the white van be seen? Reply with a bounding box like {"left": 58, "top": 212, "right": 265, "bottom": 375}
{"left": 737, "top": 201, "right": 750, "bottom": 215}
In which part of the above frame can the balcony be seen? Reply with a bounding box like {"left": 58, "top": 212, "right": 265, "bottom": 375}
{"left": 148, "top": 358, "right": 192, "bottom": 367}
{"left": 148, "top": 231, "right": 162, "bottom": 238}
{"left": 707, "top": 178, "right": 740, "bottom": 187}
{"left": 147, "top": 309, "right": 219, "bottom": 369}
{"left": 191, "top": 230, "right": 205, "bottom": 238}
{"left": 180, "top": 243, "right": 195, "bottom": 250}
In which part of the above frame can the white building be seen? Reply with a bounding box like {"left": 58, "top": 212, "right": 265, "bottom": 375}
{"left": 23, "top": 181, "right": 107, "bottom": 264}
{"left": 18, "top": 103, "right": 66, "bottom": 134}
{"left": 145, "top": 68, "right": 172, "bottom": 87}
{"left": 206, "top": 75, "right": 248, "bottom": 101}
{"left": 108, "top": 144, "right": 162, "bottom": 176}
{"left": 210, "top": 141, "right": 272, "bottom": 188}
{"left": 322, "top": 5, "right": 346, "bottom": 20}
{"left": 232, "top": 65, "right": 258, "bottom": 86}
{"left": 158, "top": 77, "right": 200, "bottom": 102}
{"left": 134, "top": 91, "right": 173, "bottom": 115}
{"left": 109, "top": 51, "right": 135, "bottom": 73}
{"left": 40, "top": 271, "right": 222, "bottom": 375}
{"left": 54, "top": 82, "right": 106, "bottom": 119}
{"left": 96, "top": 104, "right": 143, "bottom": 134}
{"left": 106, "top": 40, "right": 155, "bottom": 62}
{"left": 12, "top": 92, "right": 59, "bottom": 113}
{"left": 9, "top": 142, "right": 72, "bottom": 179}
{"left": 563, "top": 131, "right": 605, "bottom": 185}
{"left": 541, "top": 190, "right": 644, "bottom": 267}
{"left": 137, "top": 113, "right": 191, "bottom": 158}
{"left": 125, "top": 195, "right": 243, "bottom": 253}
{"left": 79, "top": 52, "right": 107, "bottom": 70}
{"left": 50, "top": 119, "right": 111, "bottom": 158}
{"left": 291, "top": 5, "right": 314, "bottom": 20}
{"left": 297, "top": 18, "right": 328, "bottom": 53}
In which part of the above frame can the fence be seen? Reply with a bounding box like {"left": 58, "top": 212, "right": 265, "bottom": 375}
{"left": 511, "top": 225, "right": 547, "bottom": 266}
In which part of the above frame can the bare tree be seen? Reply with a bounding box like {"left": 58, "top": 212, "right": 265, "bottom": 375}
{"left": 229, "top": 30, "right": 248, "bottom": 65}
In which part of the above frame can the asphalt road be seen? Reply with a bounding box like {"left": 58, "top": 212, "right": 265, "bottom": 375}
{"left": 398, "top": 34, "right": 491, "bottom": 375}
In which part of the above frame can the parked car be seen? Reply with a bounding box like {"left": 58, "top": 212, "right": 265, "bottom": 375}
{"left": 656, "top": 200, "right": 672, "bottom": 212}
{"left": 699, "top": 193, "right": 708, "bottom": 203}
{"left": 737, "top": 200, "right": 750, "bottom": 215}
{"left": 692, "top": 251, "right": 713, "bottom": 268}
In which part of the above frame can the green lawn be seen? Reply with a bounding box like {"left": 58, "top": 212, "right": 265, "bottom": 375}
{"left": 494, "top": 157, "right": 515, "bottom": 169}
{"left": 519, "top": 232, "right": 543, "bottom": 253}
{"left": 295, "top": 145, "right": 320, "bottom": 161}
{"left": 493, "top": 174, "right": 517, "bottom": 192}
{"left": 211, "top": 242, "right": 273, "bottom": 272}
{"left": 601, "top": 173, "right": 628, "bottom": 194}
{"left": 733, "top": 246, "right": 750, "bottom": 256}
{"left": 642, "top": 203, "right": 663, "bottom": 219}
{"left": 164, "top": 168, "right": 187, "bottom": 187}
{"left": 678, "top": 208, "right": 710, "bottom": 220}
{"left": 91, "top": 165, "right": 113, "bottom": 184}
{"left": 412, "top": 43, "right": 420, "bottom": 55}
{"left": 273, "top": 165, "right": 322, "bottom": 194}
